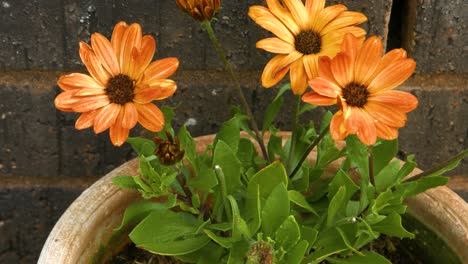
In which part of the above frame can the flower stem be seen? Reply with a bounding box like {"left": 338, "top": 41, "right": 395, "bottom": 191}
{"left": 368, "top": 146, "right": 375, "bottom": 186}
{"left": 201, "top": 21, "right": 269, "bottom": 162}
{"left": 289, "top": 124, "right": 330, "bottom": 179}
{"left": 287, "top": 96, "right": 302, "bottom": 173}
{"left": 404, "top": 149, "right": 468, "bottom": 182}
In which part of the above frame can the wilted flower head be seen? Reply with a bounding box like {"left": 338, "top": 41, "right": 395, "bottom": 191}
{"left": 302, "top": 33, "right": 418, "bottom": 145}
{"left": 154, "top": 131, "right": 185, "bottom": 165}
{"left": 249, "top": 0, "right": 367, "bottom": 95}
{"left": 175, "top": 0, "right": 221, "bottom": 22}
{"left": 54, "top": 21, "right": 179, "bottom": 146}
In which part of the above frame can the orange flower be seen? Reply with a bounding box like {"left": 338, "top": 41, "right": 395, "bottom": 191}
{"left": 55, "top": 21, "right": 179, "bottom": 146}
{"left": 249, "top": 0, "right": 367, "bottom": 95}
{"left": 302, "top": 33, "right": 418, "bottom": 145}
{"left": 175, "top": 0, "right": 221, "bottom": 22}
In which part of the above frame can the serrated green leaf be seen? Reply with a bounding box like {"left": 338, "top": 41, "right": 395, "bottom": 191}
{"left": 112, "top": 175, "right": 140, "bottom": 190}
{"left": 213, "top": 140, "right": 242, "bottom": 195}
{"left": 396, "top": 155, "right": 417, "bottom": 181}
{"left": 395, "top": 176, "right": 448, "bottom": 198}
{"left": 261, "top": 183, "right": 290, "bottom": 236}
{"left": 114, "top": 201, "right": 165, "bottom": 231}
{"left": 126, "top": 137, "right": 156, "bottom": 157}
{"left": 288, "top": 190, "right": 318, "bottom": 215}
{"left": 372, "top": 139, "right": 398, "bottom": 176}
{"left": 372, "top": 212, "right": 414, "bottom": 239}
{"left": 375, "top": 160, "right": 400, "bottom": 193}
{"left": 275, "top": 216, "right": 301, "bottom": 251}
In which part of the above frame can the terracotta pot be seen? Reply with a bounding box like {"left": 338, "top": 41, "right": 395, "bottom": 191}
{"left": 38, "top": 133, "right": 468, "bottom": 263}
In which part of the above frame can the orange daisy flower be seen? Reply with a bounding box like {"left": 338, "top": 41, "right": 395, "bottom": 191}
{"left": 249, "top": 0, "right": 367, "bottom": 95}
{"left": 302, "top": 33, "right": 418, "bottom": 145}
{"left": 55, "top": 21, "right": 179, "bottom": 146}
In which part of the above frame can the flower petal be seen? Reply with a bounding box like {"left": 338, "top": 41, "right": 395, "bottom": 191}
{"left": 54, "top": 90, "right": 79, "bottom": 112}
{"left": 120, "top": 23, "right": 142, "bottom": 76}
{"left": 256, "top": 37, "right": 295, "bottom": 54}
{"left": 367, "top": 58, "right": 416, "bottom": 93}
{"left": 330, "top": 110, "right": 349, "bottom": 141}
{"left": 344, "top": 107, "right": 377, "bottom": 145}
{"left": 302, "top": 91, "right": 337, "bottom": 106}
{"left": 317, "top": 56, "right": 338, "bottom": 84}
{"left": 340, "top": 33, "right": 360, "bottom": 63}
{"left": 131, "top": 35, "right": 156, "bottom": 79}
{"left": 141, "top": 58, "right": 179, "bottom": 85}
{"left": 57, "top": 73, "right": 103, "bottom": 91}
{"left": 248, "top": 6, "right": 295, "bottom": 44}
{"left": 321, "top": 11, "right": 368, "bottom": 35}
{"left": 266, "top": 0, "right": 300, "bottom": 35}
{"left": 111, "top": 21, "right": 129, "bottom": 65}
{"left": 375, "top": 122, "right": 398, "bottom": 140}
{"left": 134, "top": 80, "right": 177, "bottom": 104}
{"left": 135, "top": 103, "right": 165, "bottom": 132}
{"left": 121, "top": 102, "right": 138, "bottom": 129}
{"left": 72, "top": 95, "right": 110, "bottom": 113}
{"left": 354, "top": 36, "right": 383, "bottom": 85}
{"left": 289, "top": 58, "right": 308, "bottom": 95}
{"left": 110, "top": 110, "right": 130, "bottom": 147}
{"left": 312, "top": 4, "right": 346, "bottom": 32}
{"left": 283, "top": 0, "right": 309, "bottom": 30}
{"left": 308, "top": 77, "right": 341, "bottom": 97}
{"left": 74, "top": 87, "right": 106, "bottom": 96}
{"left": 93, "top": 103, "right": 121, "bottom": 134}
{"left": 75, "top": 109, "right": 100, "bottom": 130}
{"left": 261, "top": 52, "right": 302, "bottom": 88}
{"left": 303, "top": 54, "right": 319, "bottom": 80}
{"left": 79, "top": 42, "right": 111, "bottom": 86}
{"left": 305, "top": 0, "right": 326, "bottom": 23}
{"left": 330, "top": 52, "right": 353, "bottom": 87}
{"left": 368, "top": 90, "right": 418, "bottom": 113}
{"left": 365, "top": 101, "right": 407, "bottom": 127}
{"left": 91, "top": 33, "right": 120, "bottom": 76}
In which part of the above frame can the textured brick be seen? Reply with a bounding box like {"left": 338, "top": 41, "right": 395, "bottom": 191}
{"left": 402, "top": 0, "right": 467, "bottom": 73}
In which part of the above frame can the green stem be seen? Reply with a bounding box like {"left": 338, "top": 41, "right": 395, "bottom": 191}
{"left": 287, "top": 96, "right": 302, "bottom": 173}
{"left": 214, "top": 165, "right": 232, "bottom": 222}
{"left": 368, "top": 146, "right": 375, "bottom": 187}
{"left": 201, "top": 21, "right": 269, "bottom": 162}
{"left": 289, "top": 124, "right": 330, "bottom": 179}
{"left": 404, "top": 149, "right": 468, "bottom": 183}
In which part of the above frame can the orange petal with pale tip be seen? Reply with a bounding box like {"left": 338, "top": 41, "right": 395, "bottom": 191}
{"left": 93, "top": 103, "right": 121, "bottom": 134}
{"left": 330, "top": 110, "right": 349, "bottom": 141}
{"left": 354, "top": 36, "right": 383, "bottom": 85}
{"left": 72, "top": 95, "right": 110, "bottom": 113}
{"left": 57, "top": 73, "right": 103, "bottom": 91}
{"left": 367, "top": 58, "right": 416, "bottom": 93}
{"left": 120, "top": 23, "right": 142, "bottom": 76}
{"left": 308, "top": 77, "right": 341, "bottom": 97}
{"left": 111, "top": 21, "right": 129, "bottom": 65}
{"left": 302, "top": 91, "right": 337, "bottom": 106}
{"left": 54, "top": 90, "right": 79, "bottom": 112}
{"left": 134, "top": 80, "right": 177, "bottom": 104}
{"left": 110, "top": 110, "right": 130, "bottom": 147}
{"left": 289, "top": 58, "right": 308, "bottom": 95}
{"left": 121, "top": 102, "right": 138, "bottom": 129}
{"left": 91, "top": 33, "right": 120, "bottom": 76}
{"left": 135, "top": 103, "right": 165, "bottom": 132}
{"left": 248, "top": 6, "right": 295, "bottom": 44}
{"left": 283, "top": 0, "right": 309, "bottom": 30}
{"left": 79, "top": 42, "right": 111, "bottom": 86}
{"left": 256, "top": 38, "right": 296, "bottom": 54}
{"left": 141, "top": 58, "right": 179, "bottom": 85}
{"left": 75, "top": 109, "right": 100, "bottom": 130}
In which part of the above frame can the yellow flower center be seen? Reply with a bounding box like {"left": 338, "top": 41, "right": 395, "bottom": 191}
{"left": 295, "top": 31, "right": 321, "bottom": 55}
{"left": 342, "top": 83, "right": 369, "bottom": 107}
{"left": 105, "top": 74, "right": 135, "bottom": 105}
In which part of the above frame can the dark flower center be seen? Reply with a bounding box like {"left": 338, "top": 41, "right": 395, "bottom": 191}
{"left": 295, "top": 31, "right": 321, "bottom": 55}
{"left": 105, "top": 74, "right": 135, "bottom": 105}
{"left": 342, "top": 83, "right": 369, "bottom": 107}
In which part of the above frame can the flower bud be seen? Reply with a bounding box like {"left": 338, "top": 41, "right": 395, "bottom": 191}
{"left": 154, "top": 131, "right": 185, "bottom": 166}
{"left": 175, "top": 0, "right": 221, "bottom": 22}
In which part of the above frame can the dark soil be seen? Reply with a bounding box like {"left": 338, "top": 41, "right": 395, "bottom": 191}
{"left": 108, "top": 244, "right": 183, "bottom": 264}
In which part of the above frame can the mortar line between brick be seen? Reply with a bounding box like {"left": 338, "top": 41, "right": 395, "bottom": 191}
{"left": 0, "top": 175, "right": 99, "bottom": 189}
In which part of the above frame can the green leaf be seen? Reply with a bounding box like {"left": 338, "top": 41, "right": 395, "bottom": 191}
{"left": 283, "top": 240, "right": 308, "bottom": 264}
{"left": 288, "top": 190, "right": 318, "bottom": 215}
{"left": 326, "top": 250, "right": 391, "bottom": 264}
{"left": 112, "top": 175, "right": 139, "bottom": 190}
{"left": 372, "top": 212, "right": 414, "bottom": 239}
{"left": 237, "top": 137, "right": 256, "bottom": 165}
{"left": 262, "top": 95, "right": 284, "bottom": 134}
{"left": 305, "top": 227, "right": 351, "bottom": 263}
{"left": 275, "top": 216, "right": 301, "bottom": 251}
{"left": 267, "top": 132, "right": 284, "bottom": 160}
{"left": 328, "top": 170, "right": 359, "bottom": 203}
{"left": 126, "top": 137, "right": 156, "bottom": 157}
{"left": 228, "top": 195, "right": 252, "bottom": 240}
{"left": 299, "top": 103, "right": 317, "bottom": 115}
{"left": 395, "top": 176, "right": 449, "bottom": 198}
{"left": 214, "top": 117, "right": 240, "bottom": 152}
{"left": 247, "top": 161, "right": 288, "bottom": 205}
{"left": 213, "top": 140, "right": 242, "bottom": 195}
{"left": 178, "top": 125, "right": 196, "bottom": 164}
{"left": 396, "top": 155, "right": 416, "bottom": 181}
{"left": 227, "top": 241, "right": 251, "bottom": 264}
{"left": 372, "top": 139, "right": 398, "bottom": 176}
{"left": 261, "top": 183, "right": 290, "bottom": 237}
{"left": 345, "top": 135, "right": 369, "bottom": 181}
{"left": 375, "top": 160, "right": 400, "bottom": 193}
{"left": 130, "top": 209, "right": 209, "bottom": 255}
{"left": 114, "top": 201, "right": 165, "bottom": 231}
{"left": 327, "top": 186, "right": 347, "bottom": 227}
{"left": 188, "top": 163, "right": 218, "bottom": 192}
{"left": 301, "top": 226, "right": 318, "bottom": 251}
{"left": 204, "top": 229, "right": 234, "bottom": 248}
{"left": 161, "top": 105, "right": 175, "bottom": 132}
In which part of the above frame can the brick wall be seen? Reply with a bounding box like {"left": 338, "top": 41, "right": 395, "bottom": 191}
{"left": 0, "top": 0, "right": 466, "bottom": 262}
